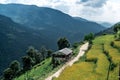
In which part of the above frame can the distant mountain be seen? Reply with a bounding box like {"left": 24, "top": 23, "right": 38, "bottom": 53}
{"left": 0, "top": 4, "right": 106, "bottom": 75}
{"left": 98, "top": 22, "right": 113, "bottom": 28}
{"left": 96, "top": 23, "right": 119, "bottom": 36}
{"left": 0, "top": 4, "right": 105, "bottom": 42}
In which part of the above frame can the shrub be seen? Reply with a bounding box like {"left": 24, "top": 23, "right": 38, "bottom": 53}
{"left": 110, "top": 62, "right": 117, "bottom": 71}
{"left": 110, "top": 41, "right": 114, "bottom": 47}
{"left": 3, "top": 68, "right": 14, "bottom": 80}
{"left": 85, "top": 58, "right": 98, "bottom": 64}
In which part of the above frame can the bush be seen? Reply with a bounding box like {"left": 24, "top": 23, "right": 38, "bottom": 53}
{"left": 110, "top": 41, "right": 114, "bottom": 47}
{"left": 103, "top": 50, "right": 109, "bottom": 56}
{"left": 110, "top": 62, "right": 117, "bottom": 71}
{"left": 84, "top": 33, "right": 94, "bottom": 42}
{"left": 3, "top": 68, "right": 14, "bottom": 80}
{"left": 72, "top": 42, "right": 79, "bottom": 49}
{"left": 85, "top": 58, "right": 98, "bottom": 64}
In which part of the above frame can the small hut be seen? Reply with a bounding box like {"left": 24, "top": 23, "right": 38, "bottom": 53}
{"left": 52, "top": 48, "right": 72, "bottom": 62}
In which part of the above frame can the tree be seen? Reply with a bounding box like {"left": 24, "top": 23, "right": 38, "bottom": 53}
{"left": 27, "top": 46, "right": 40, "bottom": 65}
{"left": 40, "top": 46, "right": 47, "bottom": 60}
{"left": 9, "top": 60, "right": 20, "bottom": 76}
{"left": 34, "top": 53, "right": 42, "bottom": 64}
{"left": 57, "top": 37, "right": 70, "bottom": 50}
{"left": 3, "top": 68, "right": 13, "bottom": 80}
{"left": 113, "top": 23, "right": 120, "bottom": 40}
{"left": 84, "top": 33, "right": 94, "bottom": 44}
{"left": 27, "top": 46, "right": 37, "bottom": 58}
{"left": 113, "top": 23, "right": 120, "bottom": 33}
{"left": 22, "top": 56, "right": 33, "bottom": 71}
{"left": 47, "top": 49, "right": 53, "bottom": 58}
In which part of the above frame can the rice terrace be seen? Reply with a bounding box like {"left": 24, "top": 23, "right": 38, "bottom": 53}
{"left": 54, "top": 35, "right": 120, "bottom": 80}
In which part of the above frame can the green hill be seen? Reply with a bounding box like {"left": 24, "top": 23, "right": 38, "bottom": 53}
{"left": 54, "top": 35, "right": 120, "bottom": 80}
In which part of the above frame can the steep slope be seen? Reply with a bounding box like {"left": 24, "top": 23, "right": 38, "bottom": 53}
{"left": 0, "top": 4, "right": 105, "bottom": 42}
{"left": 0, "top": 15, "right": 53, "bottom": 75}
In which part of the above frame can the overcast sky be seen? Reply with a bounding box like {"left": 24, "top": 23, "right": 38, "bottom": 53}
{"left": 0, "top": 0, "right": 120, "bottom": 23}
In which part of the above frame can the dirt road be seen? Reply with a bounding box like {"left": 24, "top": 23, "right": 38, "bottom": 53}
{"left": 45, "top": 42, "right": 89, "bottom": 80}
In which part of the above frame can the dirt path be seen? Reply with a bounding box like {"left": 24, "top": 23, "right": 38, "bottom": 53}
{"left": 45, "top": 42, "right": 89, "bottom": 80}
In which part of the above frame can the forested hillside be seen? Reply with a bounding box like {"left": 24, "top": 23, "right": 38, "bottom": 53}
{"left": 0, "top": 15, "right": 53, "bottom": 75}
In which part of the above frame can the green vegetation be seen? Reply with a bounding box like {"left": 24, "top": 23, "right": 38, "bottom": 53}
{"left": 3, "top": 60, "right": 20, "bottom": 80}
{"left": 84, "top": 33, "right": 94, "bottom": 44}
{"left": 113, "top": 23, "right": 120, "bottom": 33}
{"left": 57, "top": 37, "right": 70, "bottom": 50}
{"left": 1, "top": 37, "right": 80, "bottom": 80}
{"left": 2, "top": 46, "right": 53, "bottom": 80}
{"left": 15, "top": 58, "right": 52, "bottom": 80}
{"left": 54, "top": 35, "right": 120, "bottom": 80}
{"left": 13, "top": 38, "right": 81, "bottom": 80}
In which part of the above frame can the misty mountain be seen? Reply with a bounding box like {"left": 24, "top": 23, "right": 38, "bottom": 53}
{"left": 0, "top": 4, "right": 105, "bottom": 42}
{"left": 98, "top": 22, "right": 113, "bottom": 28}
{"left": 96, "top": 23, "right": 118, "bottom": 36}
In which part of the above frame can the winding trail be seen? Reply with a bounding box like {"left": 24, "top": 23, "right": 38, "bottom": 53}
{"left": 45, "top": 42, "right": 89, "bottom": 80}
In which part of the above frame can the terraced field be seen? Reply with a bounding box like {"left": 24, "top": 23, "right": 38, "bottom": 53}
{"left": 54, "top": 35, "right": 120, "bottom": 80}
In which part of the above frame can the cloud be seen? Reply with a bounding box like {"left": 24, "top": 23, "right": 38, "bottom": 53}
{"left": 80, "top": 0, "right": 108, "bottom": 8}
{"left": 0, "top": 0, "right": 120, "bottom": 23}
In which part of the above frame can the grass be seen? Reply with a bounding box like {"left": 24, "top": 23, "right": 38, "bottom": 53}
{"left": 54, "top": 35, "right": 120, "bottom": 80}
{"left": 72, "top": 45, "right": 82, "bottom": 56}
{"left": 15, "top": 58, "right": 53, "bottom": 80}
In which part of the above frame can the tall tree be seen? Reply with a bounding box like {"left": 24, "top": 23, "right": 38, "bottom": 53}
{"left": 27, "top": 46, "right": 40, "bottom": 65}
{"left": 34, "top": 52, "right": 42, "bottom": 64}
{"left": 40, "top": 46, "right": 47, "bottom": 60}
{"left": 113, "top": 23, "right": 120, "bottom": 40}
{"left": 113, "top": 23, "right": 120, "bottom": 33}
{"left": 27, "top": 46, "right": 36, "bottom": 58}
{"left": 3, "top": 68, "right": 13, "bottom": 80}
{"left": 22, "top": 56, "right": 33, "bottom": 71}
{"left": 84, "top": 33, "right": 94, "bottom": 41}
{"left": 57, "top": 37, "right": 70, "bottom": 50}
{"left": 9, "top": 60, "right": 20, "bottom": 76}
{"left": 47, "top": 49, "right": 53, "bottom": 58}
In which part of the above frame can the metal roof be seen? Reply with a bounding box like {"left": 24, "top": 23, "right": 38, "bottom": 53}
{"left": 53, "top": 48, "right": 72, "bottom": 55}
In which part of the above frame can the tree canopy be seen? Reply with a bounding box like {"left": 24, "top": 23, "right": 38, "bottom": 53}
{"left": 57, "top": 37, "right": 70, "bottom": 50}
{"left": 84, "top": 33, "right": 94, "bottom": 41}
{"left": 113, "top": 23, "right": 120, "bottom": 33}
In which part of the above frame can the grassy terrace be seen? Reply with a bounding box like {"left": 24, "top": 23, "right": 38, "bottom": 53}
{"left": 54, "top": 35, "right": 120, "bottom": 80}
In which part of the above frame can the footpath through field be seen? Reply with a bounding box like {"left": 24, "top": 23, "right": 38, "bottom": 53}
{"left": 45, "top": 42, "right": 89, "bottom": 80}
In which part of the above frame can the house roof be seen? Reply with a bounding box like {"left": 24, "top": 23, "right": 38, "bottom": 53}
{"left": 53, "top": 48, "right": 72, "bottom": 55}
